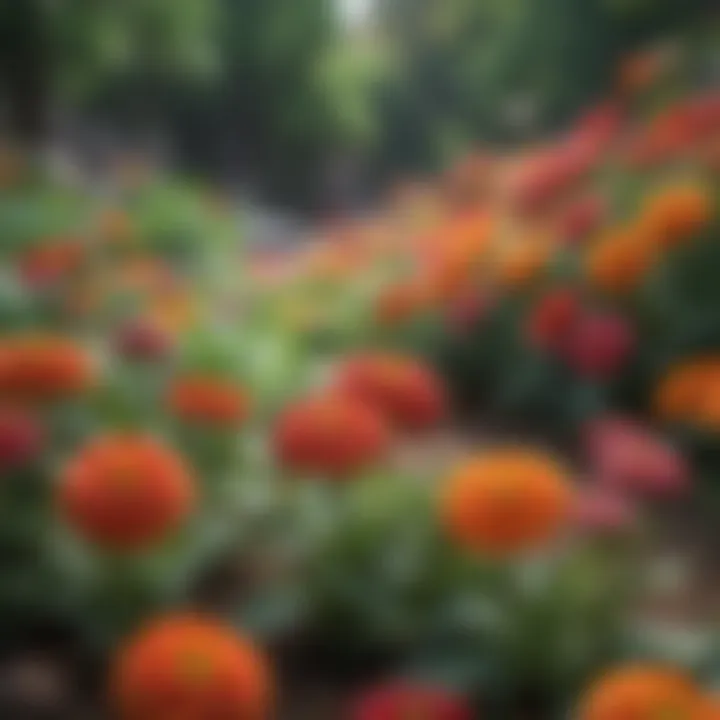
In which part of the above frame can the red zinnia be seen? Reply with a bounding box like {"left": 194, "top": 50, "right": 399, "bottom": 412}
{"left": 351, "top": 682, "right": 472, "bottom": 720}
{"left": 561, "top": 311, "right": 635, "bottom": 378}
{"left": 0, "top": 335, "right": 94, "bottom": 402}
{"left": 168, "top": 376, "right": 251, "bottom": 427}
{"left": 526, "top": 288, "right": 581, "bottom": 352}
{"left": 0, "top": 407, "right": 42, "bottom": 471}
{"left": 59, "top": 435, "right": 195, "bottom": 550}
{"left": 274, "top": 395, "right": 390, "bottom": 477}
{"left": 336, "top": 353, "right": 447, "bottom": 432}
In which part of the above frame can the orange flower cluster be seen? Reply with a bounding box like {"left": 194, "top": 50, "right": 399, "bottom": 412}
{"left": 578, "top": 665, "right": 705, "bottom": 720}
{"left": 375, "top": 280, "right": 430, "bottom": 327}
{"left": 337, "top": 353, "right": 447, "bottom": 432}
{"left": 638, "top": 183, "right": 713, "bottom": 248}
{"left": 654, "top": 358, "right": 720, "bottom": 430}
{"left": 59, "top": 435, "right": 195, "bottom": 550}
{"left": 113, "top": 614, "right": 272, "bottom": 720}
{"left": 495, "top": 236, "right": 553, "bottom": 288}
{"left": 0, "top": 335, "right": 94, "bottom": 402}
{"left": 441, "top": 449, "right": 573, "bottom": 555}
{"left": 168, "top": 376, "right": 251, "bottom": 428}
{"left": 274, "top": 395, "right": 390, "bottom": 477}
{"left": 585, "top": 225, "right": 657, "bottom": 294}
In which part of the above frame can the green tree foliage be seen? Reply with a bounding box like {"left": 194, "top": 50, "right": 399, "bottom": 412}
{"left": 373, "top": 0, "right": 713, "bottom": 174}
{"left": 0, "top": 0, "right": 216, "bottom": 143}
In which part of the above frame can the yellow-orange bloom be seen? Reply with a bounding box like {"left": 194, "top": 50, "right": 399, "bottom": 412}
{"left": 112, "top": 614, "right": 272, "bottom": 720}
{"left": 495, "top": 237, "right": 553, "bottom": 288}
{"left": 578, "top": 665, "right": 703, "bottom": 720}
{"left": 441, "top": 449, "right": 573, "bottom": 555}
{"left": 653, "top": 358, "right": 720, "bottom": 428}
{"left": 585, "top": 226, "right": 657, "bottom": 294}
{"left": 639, "top": 184, "right": 713, "bottom": 248}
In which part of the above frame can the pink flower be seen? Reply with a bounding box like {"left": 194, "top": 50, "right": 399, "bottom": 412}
{"left": 0, "top": 408, "right": 42, "bottom": 471}
{"left": 583, "top": 416, "right": 689, "bottom": 496}
{"left": 561, "top": 311, "right": 635, "bottom": 378}
{"left": 351, "top": 682, "right": 473, "bottom": 720}
{"left": 573, "top": 486, "right": 636, "bottom": 533}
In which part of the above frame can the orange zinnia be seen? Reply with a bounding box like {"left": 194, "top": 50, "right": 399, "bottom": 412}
{"left": 638, "top": 184, "right": 713, "bottom": 248}
{"left": 336, "top": 353, "right": 447, "bottom": 432}
{"left": 653, "top": 358, "right": 720, "bottom": 424}
{"left": 441, "top": 449, "right": 573, "bottom": 555}
{"left": 578, "top": 665, "right": 703, "bottom": 720}
{"left": 495, "top": 237, "right": 552, "bottom": 288}
{"left": 112, "top": 614, "right": 272, "bottom": 720}
{"left": 59, "top": 435, "right": 194, "bottom": 551}
{"left": 273, "top": 395, "right": 390, "bottom": 478}
{"left": 699, "top": 694, "right": 720, "bottom": 720}
{"left": 168, "top": 376, "right": 250, "bottom": 427}
{"left": 0, "top": 335, "right": 94, "bottom": 402}
{"left": 585, "top": 226, "right": 657, "bottom": 294}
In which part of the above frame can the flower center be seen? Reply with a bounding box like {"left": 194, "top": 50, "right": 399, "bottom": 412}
{"left": 178, "top": 650, "right": 214, "bottom": 686}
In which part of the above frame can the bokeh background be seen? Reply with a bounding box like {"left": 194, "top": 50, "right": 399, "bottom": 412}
{"left": 0, "top": 1, "right": 719, "bottom": 719}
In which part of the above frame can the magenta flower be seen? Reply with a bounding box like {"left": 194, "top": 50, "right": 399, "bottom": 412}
{"left": 583, "top": 416, "right": 689, "bottom": 496}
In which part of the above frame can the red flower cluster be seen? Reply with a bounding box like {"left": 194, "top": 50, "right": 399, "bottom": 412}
{"left": 562, "top": 311, "right": 635, "bottom": 378}
{"left": 0, "top": 335, "right": 94, "bottom": 402}
{"left": 168, "top": 376, "right": 251, "bottom": 428}
{"left": 510, "top": 103, "right": 622, "bottom": 215}
{"left": 336, "top": 353, "right": 447, "bottom": 432}
{"left": 0, "top": 407, "right": 42, "bottom": 471}
{"left": 526, "top": 287, "right": 581, "bottom": 352}
{"left": 351, "top": 682, "right": 472, "bottom": 720}
{"left": 627, "top": 91, "right": 720, "bottom": 167}
{"left": 527, "top": 292, "right": 635, "bottom": 379}
{"left": 274, "top": 395, "right": 390, "bottom": 477}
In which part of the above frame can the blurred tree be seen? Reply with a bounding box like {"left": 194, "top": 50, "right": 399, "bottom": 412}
{"left": 0, "top": 0, "right": 216, "bottom": 144}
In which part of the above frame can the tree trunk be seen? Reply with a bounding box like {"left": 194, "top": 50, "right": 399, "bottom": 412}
{"left": 0, "top": 0, "right": 51, "bottom": 148}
